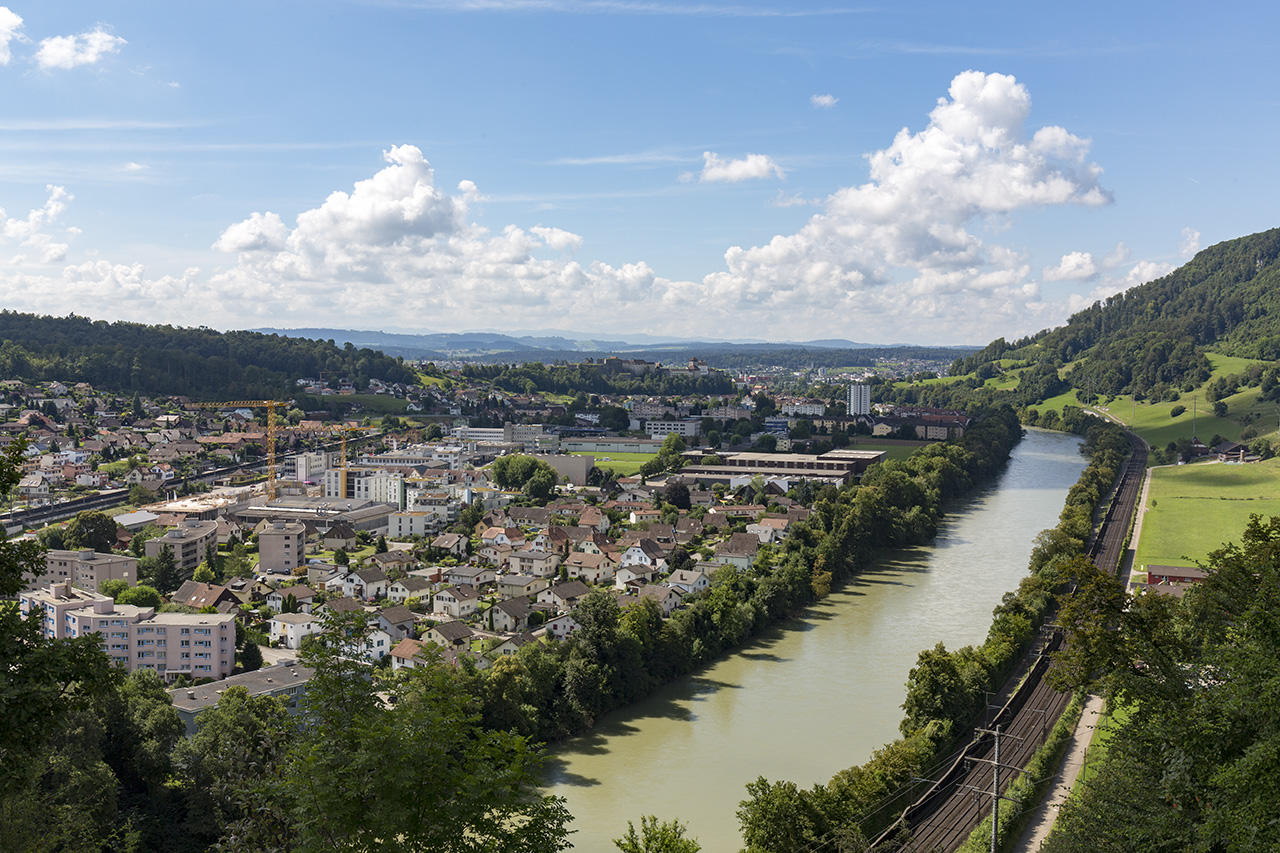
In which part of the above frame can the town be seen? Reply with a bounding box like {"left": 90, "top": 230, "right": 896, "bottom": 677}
{"left": 7, "top": 359, "right": 977, "bottom": 725}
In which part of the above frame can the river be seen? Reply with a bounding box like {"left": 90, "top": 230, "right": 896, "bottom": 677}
{"left": 543, "top": 428, "right": 1087, "bottom": 852}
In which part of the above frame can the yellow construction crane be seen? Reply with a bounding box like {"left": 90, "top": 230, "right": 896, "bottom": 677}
{"left": 191, "top": 400, "right": 286, "bottom": 500}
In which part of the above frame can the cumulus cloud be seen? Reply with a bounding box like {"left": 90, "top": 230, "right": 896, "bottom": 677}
{"left": 0, "top": 6, "right": 24, "bottom": 65}
{"left": 36, "top": 27, "right": 125, "bottom": 70}
{"left": 1179, "top": 226, "right": 1201, "bottom": 258}
{"left": 1043, "top": 250, "right": 1097, "bottom": 282}
{"left": 694, "top": 70, "right": 1113, "bottom": 338}
{"left": 683, "top": 151, "right": 785, "bottom": 184}
{"left": 2, "top": 185, "right": 76, "bottom": 262}
{"left": 810, "top": 93, "right": 838, "bottom": 108}
{"left": 0, "top": 72, "right": 1137, "bottom": 341}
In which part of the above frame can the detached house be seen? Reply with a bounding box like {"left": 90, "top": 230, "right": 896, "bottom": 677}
{"left": 433, "top": 584, "right": 480, "bottom": 620}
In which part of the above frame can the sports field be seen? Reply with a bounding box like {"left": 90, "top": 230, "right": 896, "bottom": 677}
{"left": 1134, "top": 457, "right": 1280, "bottom": 571}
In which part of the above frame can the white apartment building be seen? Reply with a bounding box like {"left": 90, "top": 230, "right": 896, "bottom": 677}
{"left": 257, "top": 519, "right": 307, "bottom": 575}
{"left": 25, "top": 548, "right": 138, "bottom": 592}
{"left": 145, "top": 520, "right": 220, "bottom": 575}
{"left": 20, "top": 582, "right": 235, "bottom": 680}
{"left": 644, "top": 419, "right": 702, "bottom": 439}
{"left": 323, "top": 467, "right": 405, "bottom": 509}
{"left": 848, "top": 384, "right": 871, "bottom": 416}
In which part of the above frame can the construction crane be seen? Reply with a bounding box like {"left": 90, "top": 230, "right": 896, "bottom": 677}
{"left": 191, "top": 400, "right": 287, "bottom": 500}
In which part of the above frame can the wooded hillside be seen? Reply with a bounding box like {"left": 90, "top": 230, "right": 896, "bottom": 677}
{"left": 953, "top": 227, "right": 1280, "bottom": 400}
{"left": 0, "top": 312, "right": 418, "bottom": 400}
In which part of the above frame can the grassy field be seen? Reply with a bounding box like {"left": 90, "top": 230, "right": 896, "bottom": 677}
{"left": 569, "top": 450, "right": 657, "bottom": 477}
{"left": 1087, "top": 352, "right": 1278, "bottom": 450}
{"left": 842, "top": 439, "right": 922, "bottom": 463}
{"left": 343, "top": 394, "right": 409, "bottom": 414}
{"left": 1133, "top": 457, "right": 1280, "bottom": 570}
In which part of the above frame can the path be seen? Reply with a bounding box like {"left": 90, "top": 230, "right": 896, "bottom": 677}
{"left": 1012, "top": 694, "right": 1106, "bottom": 852}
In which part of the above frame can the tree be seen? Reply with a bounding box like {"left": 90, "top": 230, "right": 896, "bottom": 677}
{"left": 149, "top": 544, "right": 182, "bottom": 594}
{"left": 524, "top": 469, "right": 557, "bottom": 503}
{"left": 117, "top": 585, "right": 163, "bottom": 609}
{"left": 35, "top": 525, "right": 66, "bottom": 551}
{"left": 614, "top": 815, "right": 701, "bottom": 853}
{"left": 193, "top": 561, "right": 216, "bottom": 584}
{"left": 128, "top": 483, "right": 155, "bottom": 506}
{"left": 100, "top": 578, "right": 129, "bottom": 599}
{"left": 243, "top": 610, "right": 573, "bottom": 851}
{"left": 63, "top": 511, "right": 120, "bottom": 554}
{"left": 663, "top": 481, "right": 691, "bottom": 511}
{"left": 0, "top": 439, "right": 114, "bottom": 804}
{"left": 375, "top": 535, "right": 389, "bottom": 554}
{"left": 238, "top": 641, "right": 264, "bottom": 673}
{"left": 334, "top": 547, "right": 350, "bottom": 566}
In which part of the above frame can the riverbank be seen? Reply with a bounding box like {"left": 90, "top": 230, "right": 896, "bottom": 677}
{"left": 545, "top": 428, "right": 1088, "bottom": 851}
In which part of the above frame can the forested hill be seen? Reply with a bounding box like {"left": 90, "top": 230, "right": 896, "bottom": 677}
{"left": 0, "top": 312, "right": 417, "bottom": 400}
{"left": 953, "top": 227, "right": 1280, "bottom": 399}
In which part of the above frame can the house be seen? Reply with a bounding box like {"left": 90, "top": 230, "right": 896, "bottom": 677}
{"left": 480, "top": 526, "right": 522, "bottom": 547}
{"left": 369, "top": 550, "right": 418, "bottom": 573}
{"left": 1146, "top": 565, "right": 1208, "bottom": 585}
{"left": 171, "top": 581, "right": 240, "bottom": 612}
{"left": 339, "top": 566, "right": 389, "bottom": 600}
{"left": 322, "top": 522, "right": 359, "bottom": 552}
{"left": 619, "top": 539, "right": 667, "bottom": 572}
{"left": 637, "top": 584, "right": 682, "bottom": 616}
{"left": 387, "top": 575, "right": 434, "bottom": 604}
{"left": 425, "top": 620, "right": 474, "bottom": 648}
{"left": 487, "top": 632, "right": 537, "bottom": 658}
{"left": 674, "top": 517, "right": 703, "bottom": 543}
{"left": 666, "top": 568, "right": 712, "bottom": 596}
{"left": 446, "top": 564, "right": 496, "bottom": 588}
{"left": 543, "top": 612, "right": 580, "bottom": 641}
{"left": 495, "top": 574, "right": 549, "bottom": 600}
{"left": 433, "top": 584, "right": 480, "bottom": 620}
{"left": 269, "top": 612, "right": 322, "bottom": 649}
{"left": 390, "top": 637, "right": 432, "bottom": 670}
{"left": 537, "top": 579, "right": 592, "bottom": 611}
{"left": 579, "top": 505, "right": 609, "bottom": 532}
{"left": 266, "top": 584, "right": 318, "bottom": 614}
{"left": 563, "top": 552, "right": 616, "bottom": 585}
{"left": 508, "top": 549, "right": 561, "bottom": 578}
{"left": 320, "top": 596, "right": 367, "bottom": 617}
{"left": 614, "top": 564, "right": 659, "bottom": 591}
{"left": 714, "top": 532, "right": 760, "bottom": 570}
{"left": 488, "top": 595, "right": 533, "bottom": 633}
{"left": 431, "top": 532, "right": 468, "bottom": 557}
{"left": 375, "top": 604, "right": 417, "bottom": 640}
{"left": 746, "top": 516, "right": 790, "bottom": 544}
{"left": 351, "top": 627, "right": 393, "bottom": 661}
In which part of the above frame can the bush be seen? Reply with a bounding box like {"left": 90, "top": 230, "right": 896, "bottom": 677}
{"left": 1171, "top": 405, "right": 1186, "bottom": 417}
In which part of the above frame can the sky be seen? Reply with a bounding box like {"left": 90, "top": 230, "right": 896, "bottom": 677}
{"left": 0, "top": 1, "right": 1277, "bottom": 347}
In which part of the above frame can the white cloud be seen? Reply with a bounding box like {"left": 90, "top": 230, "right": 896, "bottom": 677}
{"left": 1043, "top": 250, "right": 1097, "bottom": 282}
{"left": 810, "top": 93, "right": 837, "bottom": 108}
{"left": 0, "top": 6, "right": 24, "bottom": 65}
{"left": 1101, "top": 241, "right": 1130, "bottom": 268}
{"left": 0, "top": 72, "right": 1133, "bottom": 342}
{"left": 696, "top": 70, "right": 1112, "bottom": 338}
{"left": 121, "top": 161, "right": 147, "bottom": 172}
{"left": 35, "top": 27, "right": 126, "bottom": 70}
{"left": 1, "top": 185, "right": 76, "bottom": 262}
{"left": 1179, "top": 226, "right": 1200, "bottom": 258}
{"left": 690, "top": 151, "right": 785, "bottom": 183}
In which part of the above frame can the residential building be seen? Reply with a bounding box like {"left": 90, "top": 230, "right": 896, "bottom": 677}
{"left": 20, "top": 582, "right": 235, "bottom": 680}
{"left": 257, "top": 520, "right": 307, "bottom": 575}
{"left": 848, "top": 384, "right": 871, "bottom": 416}
{"left": 145, "top": 519, "right": 219, "bottom": 576}
{"left": 27, "top": 549, "right": 138, "bottom": 593}
{"left": 644, "top": 419, "right": 702, "bottom": 439}
{"left": 169, "top": 664, "right": 315, "bottom": 736}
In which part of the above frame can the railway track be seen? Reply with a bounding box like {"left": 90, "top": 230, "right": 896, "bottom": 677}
{"left": 868, "top": 429, "right": 1146, "bottom": 852}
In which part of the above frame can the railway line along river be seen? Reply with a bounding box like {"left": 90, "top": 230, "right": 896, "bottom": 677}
{"left": 543, "top": 428, "right": 1088, "bottom": 852}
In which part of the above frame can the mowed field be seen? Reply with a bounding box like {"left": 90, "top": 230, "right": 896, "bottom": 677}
{"left": 569, "top": 451, "right": 654, "bottom": 477}
{"left": 1134, "top": 457, "right": 1280, "bottom": 571}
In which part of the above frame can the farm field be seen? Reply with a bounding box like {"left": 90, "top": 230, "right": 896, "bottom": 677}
{"left": 1133, "top": 457, "right": 1280, "bottom": 571}
{"left": 569, "top": 450, "right": 656, "bottom": 477}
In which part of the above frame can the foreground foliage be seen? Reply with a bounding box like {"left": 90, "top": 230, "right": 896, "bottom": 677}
{"left": 1046, "top": 515, "right": 1280, "bottom": 852}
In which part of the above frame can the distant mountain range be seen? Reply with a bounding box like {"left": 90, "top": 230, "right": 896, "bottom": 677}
{"left": 249, "top": 327, "right": 925, "bottom": 360}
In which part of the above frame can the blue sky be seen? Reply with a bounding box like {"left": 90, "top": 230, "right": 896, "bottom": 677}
{"left": 1, "top": 1, "right": 1277, "bottom": 346}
